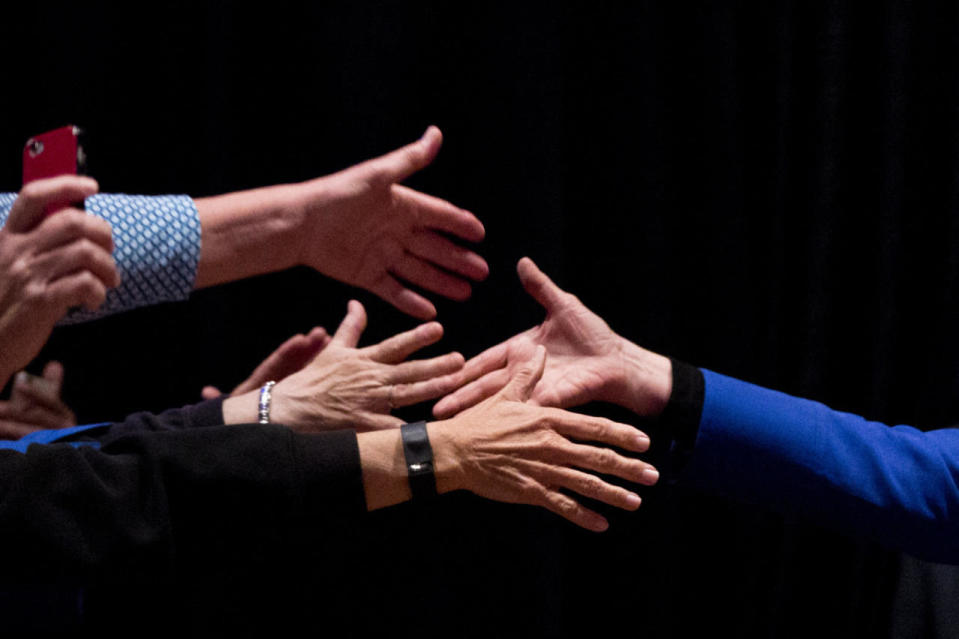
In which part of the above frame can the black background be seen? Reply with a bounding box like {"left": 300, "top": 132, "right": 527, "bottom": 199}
{"left": 2, "top": 1, "right": 958, "bottom": 636}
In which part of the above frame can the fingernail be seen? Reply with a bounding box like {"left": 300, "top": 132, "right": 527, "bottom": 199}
{"left": 643, "top": 468, "right": 660, "bottom": 484}
{"left": 592, "top": 517, "right": 609, "bottom": 532}
{"left": 14, "top": 372, "right": 28, "bottom": 386}
{"left": 625, "top": 493, "right": 642, "bottom": 509}
{"left": 635, "top": 433, "right": 650, "bottom": 448}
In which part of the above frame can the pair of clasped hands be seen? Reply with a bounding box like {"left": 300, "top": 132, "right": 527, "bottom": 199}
{"left": 0, "top": 127, "right": 667, "bottom": 531}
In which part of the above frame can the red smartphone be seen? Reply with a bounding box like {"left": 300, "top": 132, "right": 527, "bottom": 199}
{"left": 22, "top": 125, "right": 86, "bottom": 186}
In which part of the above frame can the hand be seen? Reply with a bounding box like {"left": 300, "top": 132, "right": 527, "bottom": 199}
{"left": 429, "top": 346, "right": 659, "bottom": 532}
{"left": 0, "top": 176, "right": 120, "bottom": 385}
{"left": 292, "top": 126, "right": 488, "bottom": 319}
{"left": 229, "top": 299, "right": 465, "bottom": 431}
{"left": 201, "top": 327, "right": 331, "bottom": 399}
{"left": 0, "top": 361, "right": 77, "bottom": 439}
{"left": 433, "top": 257, "right": 672, "bottom": 419}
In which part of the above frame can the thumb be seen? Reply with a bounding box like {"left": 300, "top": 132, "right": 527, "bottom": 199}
{"left": 7, "top": 176, "right": 98, "bottom": 233}
{"left": 517, "top": 257, "right": 568, "bottom": 314}
{"left": 41, "top": 360, "right": 66, "bottom": 395}
{"left": 331, "top": 300, "right": 368, "bottom": 347}
{"left": 367, "top": 126, "right": 442, "bottom": 185}
{"left": 502, "top": 345, "right": 547, "bottom": 402}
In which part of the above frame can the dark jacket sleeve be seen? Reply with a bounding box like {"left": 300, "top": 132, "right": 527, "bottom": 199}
{"left": 0, "top": 418, "right": 364, "bottom": 585}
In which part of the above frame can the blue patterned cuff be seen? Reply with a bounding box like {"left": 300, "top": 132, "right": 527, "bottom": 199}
{"left": 0, "top": 193, "right": 201, "bottom": 323}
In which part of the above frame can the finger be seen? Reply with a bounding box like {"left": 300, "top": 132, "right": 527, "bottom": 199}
{"left": 367, "top": 126, "right": 443, "bottom": 184}
{"left": 532, "top": 482, "right": 609, "bottom": 532}
{"left": 405, "top": 230, "right": 490, "bottom": 281}
{"left": 46, "top": 271, "right": 108, "bottom": 312}
{"left": 390, "top": 351, "right": 465, "bottom": 385}
{"left": 432, "top": 368, "right": 510, "bottom": 419}
{"left": 367, "top": 273, "right": 437, "bottom": 320}
{"left": 525, "top": 460, "right": 642, "bottom": 512}
{"left": 366, "top": 321, "right": 443, "bottom": 364}
{"left": 445, "top": 340, "right": 510, "bottom": 386}
{"left": 232, "top": 328, "right": 330, "bottom": 395}
{"left": 556, "top": 440, "right": 660, "bottom": 487}
{"left": 41, "top": 360, "right": 65, "bottom": 394}
{"left": 201, "top": 386, "right": 224, "bottom": 400}
{"left": 331, "top": 300, "right": 367, "bottom": 347}
{"left": 549, "top": 412, "right": 651, "bottom": 453}
{"left": 7, "top": 176, "right": 99, "bottom": 233}
{"left": 391, "top": 254, "right": 473, "bottom": 302}
{"left": 391, "top": 367, "right": 472, "bottom": 408}
{"left": 355, "top": 413, "right": 405, "bottom": 432}
{"left": 517, "top": 256, "right": 569, "bottom": 313}
{"left": 502, "top": 345, "right": 547, "bottom": 402}
{"left": 394, "top": 185, "right": 486, "bottom": 242}
{"left": 32, "top": 209, "right": 114, "bottom": 255}
{"left": 33, "top": 238, "right": 120, "bottom": 288}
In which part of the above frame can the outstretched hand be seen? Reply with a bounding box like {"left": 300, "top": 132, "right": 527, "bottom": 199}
{"left": 433, "top": 257, "right": 672, "bottom": 419}
{"left": 429, "top": 346, "right": 658, "bottom": 532}
{"left": 294, "top": 126, "right": 489, "bottom": 319}
{"left": 257, "top": 300, "right": 464, "bottom": 432}
{"left": 435, "top": 257, "right": 627, "bottom": 416}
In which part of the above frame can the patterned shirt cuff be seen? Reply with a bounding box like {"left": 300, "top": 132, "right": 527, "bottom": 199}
{"left": 0, "top": 193, "right": 201, "bottom": 324}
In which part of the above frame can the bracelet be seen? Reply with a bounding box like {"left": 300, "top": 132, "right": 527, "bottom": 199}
{"left": 400, "top": 421, "right": 437, "bottom": 500}
{"left": 258, "top": 381, "right": 276, "bottom": 424}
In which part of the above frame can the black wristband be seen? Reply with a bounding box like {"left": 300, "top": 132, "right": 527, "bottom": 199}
{"left": 401, "top": 421, "right": 437, "bottom": 501}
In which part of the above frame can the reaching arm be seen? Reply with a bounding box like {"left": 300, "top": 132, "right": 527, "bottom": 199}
{"left": 0, "top": 127, "right": 486, "bottom": 326}
{"left": 436, "top": 256, "right": 959, "bottom": 563}
{"left": 192, "top": 126, "right": 487, "bottom": 318}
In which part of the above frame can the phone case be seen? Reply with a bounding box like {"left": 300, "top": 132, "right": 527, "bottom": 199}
{"left": 22, "top": 125, "right": 85, "bottom": 185}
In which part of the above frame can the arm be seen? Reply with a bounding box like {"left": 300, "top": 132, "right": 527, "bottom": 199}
{"left": 192, "top": 126, "right": 487, "bottom": 319}
{"left": 1, "top": 346, "right": 655, "bottom": 588}
{"left": 0, "top": 127, "right": 486, "bottom": 325}
{"left": 437, "top": 256, "right": 959, "bottom": 563}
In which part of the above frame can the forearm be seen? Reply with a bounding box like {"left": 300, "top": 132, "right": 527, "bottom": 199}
{"left": 0, "top": 424, "right": 364, "bottom": 583}
{"left": 193, "top": 183, "right": 306, "bottom": 289}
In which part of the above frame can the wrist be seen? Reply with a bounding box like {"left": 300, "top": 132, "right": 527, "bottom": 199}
{"left": 610, "top": 338, "right": 673, "bottom": 417}
{"left": 221, "top": 389, "right": 258, "bottom": 424}
{"left": 287, "top": 178, "right": 329, "bottom": 269}
{"left": 425, "top": 420, "right": 465, "bottom": 495}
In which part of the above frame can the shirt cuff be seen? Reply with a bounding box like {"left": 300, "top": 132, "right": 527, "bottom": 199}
{"left": 659, "top": 359, "right": 705, "bottom": 475}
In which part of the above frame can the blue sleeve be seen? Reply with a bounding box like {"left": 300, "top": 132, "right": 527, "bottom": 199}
{"left": 682, "top": 369, "right": 959, "bottom": 563}
{"left": 0, "top": 192, "right": 201, "bottom": 323}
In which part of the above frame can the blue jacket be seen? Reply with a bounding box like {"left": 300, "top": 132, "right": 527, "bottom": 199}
{"left": 683, "top": 370, "right": 959, "bottom": 564}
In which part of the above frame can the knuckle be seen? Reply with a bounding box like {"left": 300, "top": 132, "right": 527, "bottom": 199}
{"left": 19, "top": 182, "right": 43, "bottom": 202}
{"left": 9, "top": 258, "right": 30, "bottom": 284}
{"left": 575, "top": 473, "right": 601, "bottom": 496}
{"left": 550, "top": 493, "right": 578, "bottom": 517}
{"left": 23, "top": 280, "right": 46, "bottom": 306}
{"left": 593, "top": 447, "right": 617, "bottom": 469}
{"left": 57, "top": 211, "right": 86, "bottom": 237}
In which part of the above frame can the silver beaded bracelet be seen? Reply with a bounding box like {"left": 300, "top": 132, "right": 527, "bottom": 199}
{"left": 258, "top": 381, "right": 276, "bottom": 424}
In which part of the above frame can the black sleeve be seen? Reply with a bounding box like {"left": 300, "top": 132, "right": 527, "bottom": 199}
{"left": 658, "top": 359, "right": 705, "bottom": 476}
{"left": 0, "top": 423, "right": 364, "bottom": 586}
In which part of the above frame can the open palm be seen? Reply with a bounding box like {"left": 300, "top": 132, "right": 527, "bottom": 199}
{"left": 295, "top": 127, "right": 489, "bottom": 320}
{"left": 433, "top": 257, "right": 627, "bottom": 417}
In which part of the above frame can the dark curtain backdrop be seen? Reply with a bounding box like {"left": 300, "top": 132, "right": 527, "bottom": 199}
{"left": 2, "top": 1, "right": 958, "bottom": 636}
